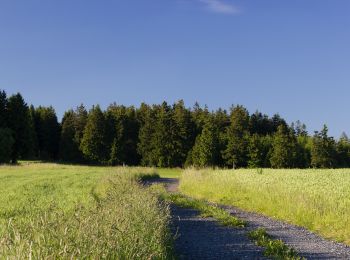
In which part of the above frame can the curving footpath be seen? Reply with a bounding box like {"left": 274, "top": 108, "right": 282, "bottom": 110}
{"left": 158, "top": 178, "right": 350, "bottom": 260}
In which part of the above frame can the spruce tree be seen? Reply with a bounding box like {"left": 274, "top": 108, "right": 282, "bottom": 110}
{"left": 190, "top": 117, "right": 220, "bottom": 167}
{"left": 137, "top": 103, "right": 156, "bottom": 166}
{"left": 223, "top": 105, "right": 250, "bottom": 168}
{"left": 0, "top": 90, "right": 8, "bottom": 128}
{"left": 33, "top": 106, "right": 60, "bottom": 160}
{"left": 335, "top": 133, "right": 350, "bottom": 167}
{"left": 310, "top": 125, "right": 336, "bottom": 168}
{"left": 0, "top": 128, "right": 14, "bottom": 163}
{"left": 172, "top": 100, "right": 196, "bottom": 166}
{"left": 60, "top": 110, "right": 81, "bottom": 162}
{"left": 270, "top": 124, "right": 298, "bottom": 168}
{"left": 80, "top": 105, "right": 109, "bottom": 164}
{"left": 247, "top": 134, "right": 272, "bottom": 168}
{"left": 7, "top": 93, "right": 33, "bottom": 162}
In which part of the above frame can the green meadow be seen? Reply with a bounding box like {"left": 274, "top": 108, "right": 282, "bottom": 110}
{"left": 0, "top": 163, "right": 173, "bottom": 259}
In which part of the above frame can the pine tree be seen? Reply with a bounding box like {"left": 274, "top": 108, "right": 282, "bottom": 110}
{"left": 137, "top": 103, "right": 156, "bottom": 166}
{"left": 7, "top": 93, "right": 33, "bottom": 163}
{"left": 191, "top": 117, "right": 220, "bottom": 167}
{"left": 223, "top": 105, "right": 250, "bottom": 168}
{"left": 60, "top": 110, "right": 80, "bottom": 162}
{"left": 270, "top": 124, "right": 298, "bottom": 168}
{"left": 0, "top": 128, "right": 14, "bottom": 163}
{"left": 80, "top": 105, "right": 109, "bottom": 164}
{"left": 311, "top": 125, "right": 336, "bottom": 168}
{"left": 0, "top": 90, "right": 8, "bottom": 128}
{"left": 335, "top": 132, "right": 350, "bottom": 167}
{"left": 172, "top": 100, "right": 196, "bottom": 167}
{"left": 33, "top": 106, "right": 60, "bottom": 160}
{"left": 247, "top": 134, "right": 272, "bottom": 168}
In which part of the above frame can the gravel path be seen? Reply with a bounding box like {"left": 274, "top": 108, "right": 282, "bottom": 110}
{"left": 156, "top": 178, "right": 350, "bottom": 259}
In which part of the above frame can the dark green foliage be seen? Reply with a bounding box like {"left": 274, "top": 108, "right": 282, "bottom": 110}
{"left": 0, "top": 128, "right": 14, "bottom": 163}
{"left": 7, "top": 93, "right": 33, "bottom": 162}
{"left": 0, "top": 90, "right": 8, "bottom": 128}
{"left": 248, "top": 134, "right": 272, "bottom": 168}
{"left": 59, "top": 105, "right": 87, "bottom": 162}
{"left": 33, "top": 106, "right": 61, "bottom": 160}
{"left": 190, "top": 117, "right": 220, "bottom": 167}
{"left": 80, "top": 106, "right": 110, "bottom": 164}
{"left": 270, "top": 125, "right": 298, "bottom": 168}
{"left": 1, "top": 88, "right": 347, "bottom": 168}
{"left": 311, "top": 125, "right": 337, "bottom": 168}
{"left": 172, "top": 100, "right": 196, "bottom": 166}
{"left": 106, "top": 104, "right": 140, "bottom": 165}
{"left": 336, "top": 133, "right": 350, "bottom": 167}
{"left": 223, "top": 105, "right": 250, "bottom": 168}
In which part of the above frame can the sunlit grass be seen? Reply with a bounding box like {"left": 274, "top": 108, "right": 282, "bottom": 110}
{"left": 0, "top": 163, "right": 173, "bottom": 259}
{"left": 180, "top": 168, "right": 350, "bottom": 244}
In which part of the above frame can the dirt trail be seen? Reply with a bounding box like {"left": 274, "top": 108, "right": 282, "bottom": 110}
{"left": 157, "top": 178, "right": 350, "bottom": 259}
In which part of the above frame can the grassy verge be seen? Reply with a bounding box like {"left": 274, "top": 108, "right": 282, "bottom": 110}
{"left": 179, "top": 168, "right": 350, "bottom": 244}
{"left": 248, "top": 228, "right": 303, "bottom": 259}
{"left": 0, "top": 163, "right": 172, "bottom": 259}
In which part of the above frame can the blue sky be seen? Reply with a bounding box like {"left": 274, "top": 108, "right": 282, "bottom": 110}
{"left": 0, "top": 0, "right": 349, "bottom": 137}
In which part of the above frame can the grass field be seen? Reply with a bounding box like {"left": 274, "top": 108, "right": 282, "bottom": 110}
{"left": 157, "top": 168, "right": 183, "bottom": 178}
{"left": 0, "top": 163, "right": 173, "bottom": 259}
{"left": 179, "top": 168, "right": 350, "bottom": 244}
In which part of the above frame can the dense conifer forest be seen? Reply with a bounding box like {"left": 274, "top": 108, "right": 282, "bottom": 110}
{"left": 0, "top": 89, "right": 349, "bottom": 168}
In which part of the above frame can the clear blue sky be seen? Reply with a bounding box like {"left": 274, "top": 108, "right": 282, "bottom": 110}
{"left": 1, "top": 0, "right": 349, "bottom": 137}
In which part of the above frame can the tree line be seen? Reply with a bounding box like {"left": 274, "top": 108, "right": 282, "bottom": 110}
{"left": 0, "top": 89, "right": 349, "bottom": 168}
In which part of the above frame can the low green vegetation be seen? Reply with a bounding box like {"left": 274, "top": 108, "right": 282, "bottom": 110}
{"left": 248, "top": 228, "right": 302, "bottom": 259}
{"left": 180, "top": 168, "right": 350, "bottom": 244}
{"left": 157, "top": 168, "right": 183, "bottom": 178}
{"left": 0, "top": 163, "right": 173, "bottom": 259}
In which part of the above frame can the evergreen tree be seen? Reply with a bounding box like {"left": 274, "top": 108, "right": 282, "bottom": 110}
{"left": 7, "top": 93, "right": 33, "bottom": 162}
{"left": 172, "top": 100, "right": 196, "bottom": 166}
{"left": 0, "top": 90, "right": 8, "bottom": 128}
{"left": 60, "top": 110, "right": 81, "bottom": 162}
{"left": 0, "top": 128, "right": 14, "bottom": 163}
{"left": 80, "top": 105, "right": 109, "bottom": 164}
{"left": 247, "top": 134, "right": 272, "bottom": 168}
{"left": 190, "top": 117, "right": 220, "bottom": 167}
{"left": 335, "top": 132, "right": 350, "bottom": 167}
{"left": 311, "top": 125, "right": 336, "bottom": 168}
{"left": 137, "top": 103, "right": 156, "bottom": 166}
{"left": 33, "top": 106, "right": 61, "bottom": 160}
{"left": 270, "top": 124, "right": 298, "bottom": 168}
{"left": 107, "top": 104, "right": 140, "bottom": 165}
{"left": 223, "top": 105, "right": 250, "bottom": 168}
{"left": 152, "top": 102, "right": 178, "bottom": 167}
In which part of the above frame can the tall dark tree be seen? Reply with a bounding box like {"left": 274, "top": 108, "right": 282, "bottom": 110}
{"left": 335, "top": 133, "right": 350, "bottom": 168}
{"left": 247, "top": 134, "right": 272, "bottom": 168}
{"left": 0, "top": 90, "right": 8, "bottom": 128}
{"left": 7, "top": 93, "right": 33, "bottom": 162}
{"left": 137, "top": 103, "right": 156, "bottom": 166}
{"left": 152, "top": 102, "right": 178, "bottom": 167}
{"left": 107, "top": 104, "right": 140, "bottom": 165}
{"left": 190, "top": 117, "right": 220, "bottom": 167}
{"left": 270, "top": 124, "right": 298, "bottom": 168}
{"left": 80, "top": 105, "right": 109, "bottom": 164}
{"left": 172, "top": 100, "right": 196, "bottom": 166}
{"left": 311, "top": 125, "right": 336, "bottom": 168}
{"left": 223, "top": 105, "right": 250, "bottom": 168}
{"left": 33, "top": 106, "right": 60, "bottom": 160}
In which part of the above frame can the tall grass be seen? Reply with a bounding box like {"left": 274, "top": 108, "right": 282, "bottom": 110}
{"left": 0, "top": 163, "right": 173, "bottom": 259}
{"left": 180, "top": 168, "right": 350, "bottom": 244}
